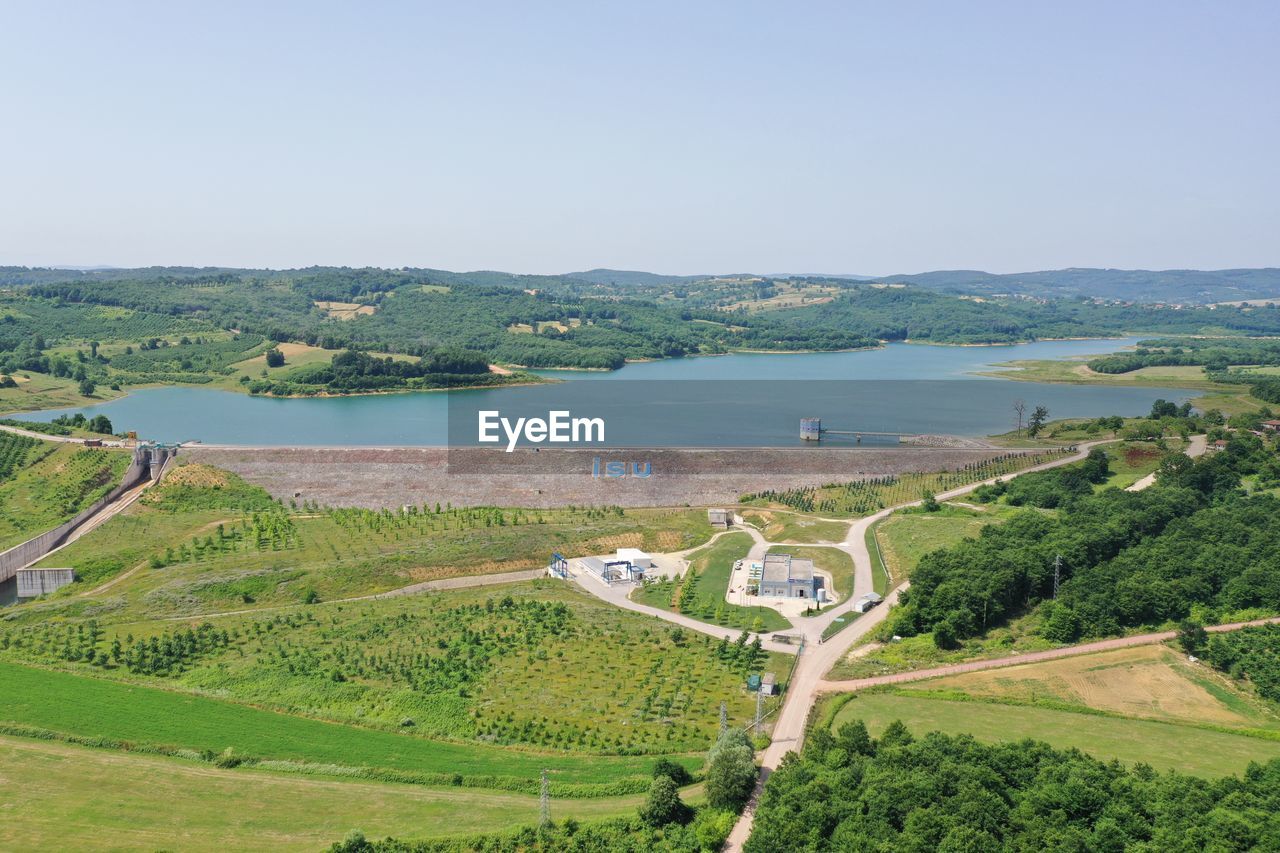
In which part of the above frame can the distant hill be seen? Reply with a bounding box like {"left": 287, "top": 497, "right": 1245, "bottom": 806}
{"left": 568, "top": 266, "right": 1280, "bottom": 304}
{"left": 865, "top": 268, "right": 1280, "bottom": 304}
{"left": 564, "top": 268, "right": 704, "bottom": 286}
{"left": 5, "top": 264, "right": 1279, "bottom": 305}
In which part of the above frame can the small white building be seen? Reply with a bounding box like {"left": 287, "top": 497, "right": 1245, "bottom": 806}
{"left": 616, "top": 548, "right": 653, "bottom": 569}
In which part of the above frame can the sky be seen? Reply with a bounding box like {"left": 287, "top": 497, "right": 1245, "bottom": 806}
{"left": 1, "top": 1, "right": 1277, "bottom": 275}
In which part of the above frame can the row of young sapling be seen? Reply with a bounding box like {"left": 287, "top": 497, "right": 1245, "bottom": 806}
{"left": 743, "top": 450, "right": 1068, "bottom": 514}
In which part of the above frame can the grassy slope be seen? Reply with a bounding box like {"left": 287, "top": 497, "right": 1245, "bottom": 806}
{"left": 873, "top": 505, "right": 1007, "bottom": 583}
{"left": 26, "top": 464, "right": 712, "bottom": 615}
{"left": 0, "top": 440, "right": 131, "bottom": 551}
{"left": 0, "top": 660, "right": 681, "bottom": 786}
{"left": 0, "top": 373, "right": 127, "bottom": 416}
{"left": 0, "top": 735, "right": 647, "bottom": 852}
{"left": 831, "top": 691, "right": 1280, "bottom": 778}
{"left": 739, "top": 510, "right": 849, "bottom": 544}
{"left": 919, "top": 644, "right": 1280, "bottom": 732}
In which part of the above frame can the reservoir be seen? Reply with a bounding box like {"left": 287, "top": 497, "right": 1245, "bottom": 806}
{"left": 11, "top": 338, "right": 1192, "bottom": 447}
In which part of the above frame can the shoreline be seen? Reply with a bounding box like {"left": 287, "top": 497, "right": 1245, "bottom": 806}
{"left": 0, "top": 333, "right": 1169, "bottom": 424}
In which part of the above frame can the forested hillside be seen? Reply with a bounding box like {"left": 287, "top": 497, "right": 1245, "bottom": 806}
{"left": 6, "top": 266, "right": 1280, "bottom": 403}
{"left": 746, "top": 721, "right": 1280, "bottom": 851}
{"left": 886, "top": 431, "right": 1280, "bottom": 646}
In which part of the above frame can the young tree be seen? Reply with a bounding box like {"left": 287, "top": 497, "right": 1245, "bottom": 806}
{"left": 1177, "top": 619, "right": 1208, "bottom": 655}
{"left": 1027, "top": 405, "right": 1049, "bottom": 436}
{"left": 78, "top": 378, "right": 96, "bottom": 396}
{"left": 265, "top": 347, "right": 286, "bottom": 368}
{"left": 705, "top": 728, "right": 757, "bottom": 811}
{"left": 1013, "top": 399, "right": 1027, "bottom": 433}
{"left": 638, "top": 775, "right": 691, "bottom": 827}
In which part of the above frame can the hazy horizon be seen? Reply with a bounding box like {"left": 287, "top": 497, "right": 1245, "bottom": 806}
{"left": 3, "top": 2, "right": 1277, "bottom": 274}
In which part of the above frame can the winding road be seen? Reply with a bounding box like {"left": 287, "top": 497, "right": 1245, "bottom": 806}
{"left": 721, "top": 436, "right": 1207, "bottom": 851}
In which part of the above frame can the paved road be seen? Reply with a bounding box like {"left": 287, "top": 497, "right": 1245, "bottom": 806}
{"left": 722, "top": 437, "right": 1211, "bottom": 851}
{"left": 0, "top": 422, "right": 127, "bottom": 447}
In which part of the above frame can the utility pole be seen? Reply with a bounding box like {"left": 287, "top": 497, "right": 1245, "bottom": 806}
{"left": 1053, "top": 554, "right": 1062, "bottom": 599}
{"left": 540, "top": 769, "right": 550, "bottom": 827}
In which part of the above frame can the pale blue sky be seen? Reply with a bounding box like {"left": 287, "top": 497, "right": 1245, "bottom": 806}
{"left": 1, "top": 1, "right": 1276, "bottom": 274}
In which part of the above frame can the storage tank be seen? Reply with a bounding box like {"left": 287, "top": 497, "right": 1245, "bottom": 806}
{"left": 800, "top": 418, "right": 822, "bottom": 441}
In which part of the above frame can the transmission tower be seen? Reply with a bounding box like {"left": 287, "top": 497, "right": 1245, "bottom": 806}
{"left": 754, "top": 687, "right": 764, "bottom": 732}
{"left": 719, "top": 701, "right": 728, "bottom": 735}
{"left": 539, "top": 769, "right": 550, "bottom": 827}
{"left": 1053, "top": 554, "right": 1062, "bottom": 599}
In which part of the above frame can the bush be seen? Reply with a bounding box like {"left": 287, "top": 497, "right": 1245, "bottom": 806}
{"left": 638, "top": 775, "right": 691, "bottom": 827}
{"left": 652, "top": 757, "right": 693, "bottom": 786}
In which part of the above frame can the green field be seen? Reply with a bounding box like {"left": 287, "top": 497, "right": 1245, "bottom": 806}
{"left": 873, "top": 505, "right": 1006, "bottom": 583}
{"left": 829, "top": 690, "right": 1280, "bottom": 777}
{"left": 865, "top": 523, "right": 889, "bottom": 595}
{"left": 738, "top": 509, "right": 849, "bottom": 544}
{"left": 0, "top": 660, "right": 689, "bottom": 790}
{"left": 0, "top": 438, "right": 131, "bottom": 550}
{"left": 633, "top": 533, "right": 792, "bottom": 632}
{"left": 0, "top": 735, "right": 653, "bottom": 852}
{"left": 2, "top": 580, "right": 783, "bottom": 759}
{"left": 23, "top": 462, "right": 714, "bottom": 617}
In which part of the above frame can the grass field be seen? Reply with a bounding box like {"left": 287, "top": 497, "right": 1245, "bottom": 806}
{"left": 22, "top": 463, "right": 713, "bottom": 617}
{"left": 738, "top": 509, "right": 849, "bottom": 544}
{"left": 828, "top": 690, "right": 1280, "bottom": 777}
{"left": 1099, "top": 441, "right": 1172, "bottom": 489}
{"left": 0, "top": 659, "right": 691, "bottom": 789}
{"left": 828, "top": 615, "right": 1058, "bottom": 681}
{"left": 633, "top": 533, "right": 792, "bottom": 632}
{"left": 920, "top": 644, "right": 1280, "bottom": 732}
{"left": 872, "top": 504, "right": 1007, "bottom": 584}
{"left": 865, "top": 523, "right": 889, "bottom": 595}
{"left": 0, "top": 372, "right": 128, "bottom": 416}
{"left": 0, "top": 735, "right": 653, "bottom": 851}
{"left": 3, "top": 580, "right": 782, "bottom": 758}
{"left": 0, "top": 439, "right": 131, "bottom": 551}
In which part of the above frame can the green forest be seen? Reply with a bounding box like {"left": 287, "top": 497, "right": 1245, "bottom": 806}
{"left": 6, "top": 267, "right": 1280, "bottom": 402}
{"left": 745, "top": 720, "right": 1280, "bottom": 851}
{"left": 886, "top": 431, "right": 1280, "bottom": 647}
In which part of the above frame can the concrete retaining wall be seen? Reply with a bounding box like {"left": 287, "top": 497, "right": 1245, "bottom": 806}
{"left": 0, "top": 450, "right": 153, "bottom": 584}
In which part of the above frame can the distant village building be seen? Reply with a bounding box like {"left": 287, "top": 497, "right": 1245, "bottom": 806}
{"left": 758, "top": 553, "right": 820, "bottom": 599}
{"left": 760, "top": 672, "right": 777, "bottom": 696}
{"left": 1262, "top": 420, "right": 1280, "bottom": 431}
{"left": 708, "top": 508, "right": 731, "bottom": 528}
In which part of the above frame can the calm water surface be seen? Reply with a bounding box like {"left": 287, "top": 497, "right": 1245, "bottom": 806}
{"left": 13, "top": 338, "right": 1190, "bottom": 446}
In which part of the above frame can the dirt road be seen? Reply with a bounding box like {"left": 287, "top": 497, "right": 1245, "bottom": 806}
{"left": 819, "top": 614, "right": 1280, "bottom": 692}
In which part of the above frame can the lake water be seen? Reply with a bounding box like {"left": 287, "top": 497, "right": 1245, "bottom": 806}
{"left": 13, "top": 338, "right": 1192, "bottom": 447}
